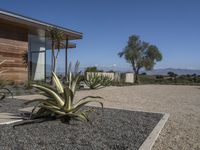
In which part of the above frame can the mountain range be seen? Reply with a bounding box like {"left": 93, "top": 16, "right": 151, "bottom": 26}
{"left": 143, "top": 68, "right": 200, "bottom": 75}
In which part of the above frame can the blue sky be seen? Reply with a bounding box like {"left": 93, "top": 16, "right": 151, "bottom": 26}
{"left": 1, "top": 0, "right": 200, "bottom": 71}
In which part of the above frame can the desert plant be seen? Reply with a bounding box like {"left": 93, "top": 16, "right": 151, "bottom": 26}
{"left": 0, "top": 88, "right": 13, "bottom": 100}
{"left": 84, "top": 73, "right": 102, "bottom": 89}
{"left": 0, "top": 59, "right": 13, "bottom": 100}
{"left": 99, "top": 75, "right": 113, "bottom": 86}
{"left": 84, "top": 73, "right": 113, "bottom": 89}
{"left": 25, "top": 62, "right": 103, "bottom": 122}
{"left": 46, "top": 27, "right": 65, "bottom": 79}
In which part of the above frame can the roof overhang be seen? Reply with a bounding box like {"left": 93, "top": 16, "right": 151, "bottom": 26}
{"left": 0, "top": 9, "right": 83, "bottom": 40}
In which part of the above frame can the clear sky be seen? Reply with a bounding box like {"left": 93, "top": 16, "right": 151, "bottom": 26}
{"left": 1, "top": 0, "right": 200, "bottom": 71}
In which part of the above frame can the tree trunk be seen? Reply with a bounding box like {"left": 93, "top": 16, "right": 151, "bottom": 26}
{"left": 54, "top": 58, "right": 57, "bottom": 75}
{"left": 51, "top": 42, "right": 55, "bottom": 84}
{"left": 134, "top": 70, "right": 139, "bottom": 83}
{"left": 134, "top": 68, "right": 140, "bottom": 84}
{"left": 65, "top": 40, "right": 68, "bottom": 80}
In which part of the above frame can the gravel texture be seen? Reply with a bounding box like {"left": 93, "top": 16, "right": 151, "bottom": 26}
{"left": 74, "top": 85, "right": 200, "bottom": 150}
{"left": 2, "top": 85, "right": 37, "bottom": 96}
{"left": 0, "top": 99, "right": 162, "bottom": 150}
{"left": 0, "top": 98, "right": 27, "bottom": 114}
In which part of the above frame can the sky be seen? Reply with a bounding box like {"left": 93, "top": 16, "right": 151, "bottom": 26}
{"left": 1, "top": 0, "right": 200, "bottom": 71}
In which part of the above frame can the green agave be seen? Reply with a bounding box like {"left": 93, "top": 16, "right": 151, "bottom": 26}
{"left": 84, "top": 73, "right": 113, "bottom": 89}
{"left": 0, "top": 59, "right": 13, "bottom": 100}
{"left": 0, "top": 88, "right": 13, "bottom": 100}
{"left": 26, "top": 61, "right": 103, "bottom": 122}
{"left": 84, "top": 73, "right": 102, "bottom": 89}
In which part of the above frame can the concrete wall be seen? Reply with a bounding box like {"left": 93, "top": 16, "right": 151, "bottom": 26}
{"left": 125, "top": 73, "right": 134, "bottom": 83}
{"left": 86, "top": 72, "right": 120, "bottom": 81}
{"left": 29, "top": 35, "right": 45, "bottom": 80}
{"left": 86, "top": 72, "right": 134, "bottom": 83}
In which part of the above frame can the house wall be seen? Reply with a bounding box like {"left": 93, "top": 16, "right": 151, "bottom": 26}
{"left": 0, "top": 21, "right": 28, "bottom": 83}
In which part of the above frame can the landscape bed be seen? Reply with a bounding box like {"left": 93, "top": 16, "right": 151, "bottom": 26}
{"left": 0, "top": 98, "right": 163, "bottom": 150}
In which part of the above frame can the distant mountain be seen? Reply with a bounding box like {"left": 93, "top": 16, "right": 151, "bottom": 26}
{"left": 143, "top": 68, "right": 200, "bottom": 75}
{"left": 47, "top": 65, "right": 200, "bottom": 76}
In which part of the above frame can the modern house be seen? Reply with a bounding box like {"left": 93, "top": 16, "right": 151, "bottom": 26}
{"left": 0, "top": 9, "right": 82, "bottom": 83}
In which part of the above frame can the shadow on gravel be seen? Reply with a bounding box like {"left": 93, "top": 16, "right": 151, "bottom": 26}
{"left": 0, "top": 104, "right": 163, "bottom": 150}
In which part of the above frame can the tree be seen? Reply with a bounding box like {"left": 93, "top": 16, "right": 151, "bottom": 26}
{"left": 167, "top": 71, "right": 176, "bottom": 77}
{"left": 46, "top": 27, "right": 65, "bottom": 81}
{"left": 167, "top": 71, "right": 178, "bottom": 83}
{"left": 84, "top": 66, "right": 103, "bottom": 73}
{"left": 118, "top": 35, "right": 162, "bottom": 83}
{"left": 85, "top": 66, "right": 98, "bottom": 72}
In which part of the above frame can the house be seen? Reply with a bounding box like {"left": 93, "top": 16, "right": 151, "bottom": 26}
{"left": 0, "top": 9, "right": 82, "bottom": 83}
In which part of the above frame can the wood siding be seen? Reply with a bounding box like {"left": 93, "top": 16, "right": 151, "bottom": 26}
{"left": 0, "top": 21, "right": 28, "bottom": 83}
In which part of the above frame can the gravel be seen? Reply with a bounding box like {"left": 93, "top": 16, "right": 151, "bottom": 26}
{"left": 0, "top": 98, "right": 27, "bottom": 113}
{"left": 0, "top": 98, "right": 163, "bottom": 150}
{"left": 74, "top": 85, "right": 200, "bottom": 150}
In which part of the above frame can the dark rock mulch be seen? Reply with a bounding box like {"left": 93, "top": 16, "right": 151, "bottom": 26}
{"left": 3, "top": 85, "right": 37, "bottom": 96}
{"left": 0, "top": 98, "right": 27, "bottom": 113}
{"left": 0, "top": 98, "right": 163, "bottom": 150}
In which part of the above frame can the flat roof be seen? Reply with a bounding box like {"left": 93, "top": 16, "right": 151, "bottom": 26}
{"left": 0, "top": 9, "right": 83, "bottom": 40}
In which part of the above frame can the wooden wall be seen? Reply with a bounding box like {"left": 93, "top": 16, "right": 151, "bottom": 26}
{"left": 0, "top": 21, "right": 28, "bottom": 83}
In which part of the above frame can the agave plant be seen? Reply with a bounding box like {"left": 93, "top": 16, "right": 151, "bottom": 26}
{"left": 25, "top": 61, "right": 103, "bottom": 122}
{"left": 0, "top": 88, "right": 13, "bottom": 101}
{"left": 99, "top": 75, "right": 113, "bottom": 86}
{"left": 84, "top": 73, "right": 102, "bottom": 89}
{"left": 0, "top": 59, "right": 13, "bottom": 101}
{"left": 84, "top": 73, "right": 113, "bottom": 89}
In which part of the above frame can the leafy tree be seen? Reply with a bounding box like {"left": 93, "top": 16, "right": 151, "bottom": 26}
{"left": 46, "top": 27, "right": 65, "bottom": 81}
{"left": 192, "top": 74, "right": 197, "bottom": 83}
{"left": 118, "top": 35, "right": 162, "bottom": 83}
{"left": 140, "top": 72, "right": 147, "bottom": 75}
{"left": 167, "top": 71, "right": 176, "bottom": 77}
{"left": 84, "top": 66, "right": 103, "bottom": 74}
{"left": 85, "top": 66, "right": 98, "bottom": 72}
{"left": 167, "top": 71, "right": 178, "bottom": 83}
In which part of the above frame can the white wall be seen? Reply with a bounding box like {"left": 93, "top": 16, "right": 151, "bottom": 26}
{"left": 125, "top": 73, "right": 134, "bottom": 83}
{"left": 87, "top": 72, "right": 120, "bottom": 81}
{"left": 29, "top": 35, "right": 45, "bottom": 80}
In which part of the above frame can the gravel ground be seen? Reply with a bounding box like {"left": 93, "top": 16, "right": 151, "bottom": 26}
{"left": 74, "top": 85, "right": 200, "bottom": 150}
{"left": 0, "top": 98, "right": 27, "bottom": 114}
{"left": 0, "top": 99, "right": 162, "bottom": 150}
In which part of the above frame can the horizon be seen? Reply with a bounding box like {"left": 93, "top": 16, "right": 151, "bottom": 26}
{"left": 1, "top": 0, "right": 200, "bottom": 71}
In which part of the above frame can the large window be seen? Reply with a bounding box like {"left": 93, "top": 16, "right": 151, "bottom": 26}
{"left": 29, "top": 35, "right": 45, "bottom": 81}
{"left": 28, "top": 34, "right": 67, "bottom": 81}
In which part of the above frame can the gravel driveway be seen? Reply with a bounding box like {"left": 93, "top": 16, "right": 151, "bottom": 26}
{"left": 75, "top": 85, "right": 200, "bottom": 150}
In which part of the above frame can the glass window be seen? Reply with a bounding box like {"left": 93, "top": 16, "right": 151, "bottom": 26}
{"left": 29, "top": 34, "right": 45, "bottom": 80}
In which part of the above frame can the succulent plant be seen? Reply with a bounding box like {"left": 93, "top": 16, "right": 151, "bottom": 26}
{"left": 84, "top": 73, "right": 113, "bottom": 89}
{"left": 25, "top": 61, "right": 103, "bottom": 122}
{"left": 0, "top": 59, "right": 13, "bottom": 100}
{"left": 0, "top": 88, "right": 13, "bottom": 101}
